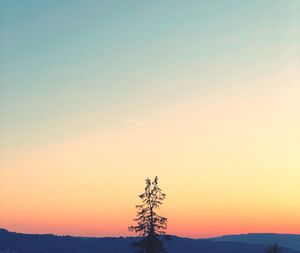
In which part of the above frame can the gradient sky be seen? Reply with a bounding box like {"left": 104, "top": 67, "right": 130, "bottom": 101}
{"left": 0, "top": 0, "right": 299, "bottom": 238}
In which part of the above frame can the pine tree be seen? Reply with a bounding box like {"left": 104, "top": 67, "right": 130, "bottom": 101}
{"left": 129, "top": 176, "right": 168, "bottom": 253}
{"left": 266, "top": 244, "right": 282, "bottom": 253}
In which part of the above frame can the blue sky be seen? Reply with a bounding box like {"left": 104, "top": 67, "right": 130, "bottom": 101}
{"left": 0, "top": 0, "right": 299, "bottom": 163}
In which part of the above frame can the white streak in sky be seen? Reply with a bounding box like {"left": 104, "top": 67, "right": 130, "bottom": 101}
{"left": 120, "top": 119, "right": 142, "bottom": 128}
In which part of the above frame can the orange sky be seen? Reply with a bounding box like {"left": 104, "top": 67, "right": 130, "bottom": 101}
{"left": 1, "top": 80, "right": 299, "bottom": 238}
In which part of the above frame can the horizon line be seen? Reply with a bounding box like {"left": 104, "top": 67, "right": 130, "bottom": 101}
{"left": 1, "top": 228, "right": 299, "bottom": 240}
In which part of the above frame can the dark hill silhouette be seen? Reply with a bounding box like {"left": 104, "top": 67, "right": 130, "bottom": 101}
{"left": 0, "top": 228, "right": 299, "bottom": 253}
{"left": 213, "top": 233, "right": 300, "bottom": 251}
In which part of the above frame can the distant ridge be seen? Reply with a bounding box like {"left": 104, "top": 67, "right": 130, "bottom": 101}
{"left": 1, "top": 228, "right": 300, "bottom": 253}
{"left": 213, "top": 233, "right": 300, "bottom": 251}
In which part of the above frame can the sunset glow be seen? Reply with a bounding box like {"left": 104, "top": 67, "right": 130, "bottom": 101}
{"left": 1, "top": 0, "right": 299, "bottom": 238}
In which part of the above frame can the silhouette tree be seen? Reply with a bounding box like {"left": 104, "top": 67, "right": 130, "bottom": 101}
{"left": 266, "top": 244, "right": 282, "bottom": 253}
{"left": 129, "top": 176, "right": 168, "bottom": 253}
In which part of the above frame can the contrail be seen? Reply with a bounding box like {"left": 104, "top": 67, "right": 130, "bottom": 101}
{"left": 120, "top": 119, "right": 142, "bottom": 128}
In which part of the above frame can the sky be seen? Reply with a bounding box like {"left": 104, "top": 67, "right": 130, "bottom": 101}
{"left": 0, "top": 0, "right": 299, "bottom": 238}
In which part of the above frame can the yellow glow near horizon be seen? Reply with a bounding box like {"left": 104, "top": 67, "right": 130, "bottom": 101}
{"left": 1, "top": 80, "right": 299, "bottom": 237}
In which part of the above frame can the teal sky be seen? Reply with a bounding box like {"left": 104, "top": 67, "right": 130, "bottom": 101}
{"left": 1, "top": 0, "right": 299, "bottom": 155}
